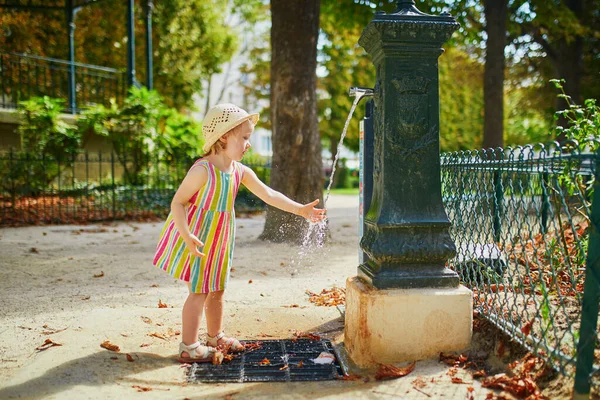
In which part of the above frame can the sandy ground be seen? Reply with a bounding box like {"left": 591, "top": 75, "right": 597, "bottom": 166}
{"left": 0, "top": 194, "right": 492, "bottom": 399}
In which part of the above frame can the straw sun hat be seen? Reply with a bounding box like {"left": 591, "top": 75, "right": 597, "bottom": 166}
{"left": 202, "top": 103, "right": 259, "bottom": 153}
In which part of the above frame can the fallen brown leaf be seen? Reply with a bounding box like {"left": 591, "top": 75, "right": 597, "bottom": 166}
{"left": 293, "top": 331, "right": 321, "bottom": 341}
{"left": 100, "top": 340, "right": 120, "bottom": 352}
{"left": 158, "top": 299, "right": 168, "bottom": 308}
{"left": 126, "top": 354, "right": 135, "bottom": 362}
{"left": 132, "top": 385, "right": 152, "bottom": 392}
{"left": 93, "top": 271, "right": 104, "bottom": 278}
{"left": 473, "top": 369, "right": 487, "bottom": 378}
{"left": 259, "top": 358, "right": 270, "bottom": 366}
{"left": 279, "top": 365, "right": 288, "bottom": 370}
{"left": 306, "top": 287, "right": 346, "bottom": 307}
{"left": 40, "top": 326, "right": 68, "bottom": 335}
{"left": 411, "top": 376, "right": 427, "bottom": 389}
{"left": 36, "top": 338, "right": 62, "bottom": 351}
{"left": 451, "top": 377, "right": 471, "bottom": 384}
{"left": 243, "top": 342, "right": 263, "bottom": 352}
{"left": 521, "top": 319, "right": 534, "bottom": 336}
{"left": 375, "top": 362, "right": 416, "bottom": 381}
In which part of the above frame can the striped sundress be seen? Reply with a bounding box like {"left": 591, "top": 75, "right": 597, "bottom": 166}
{"left": 153, "top": 159, "right": 244, "bottom": 293}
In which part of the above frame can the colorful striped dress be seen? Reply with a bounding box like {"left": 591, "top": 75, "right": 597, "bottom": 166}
{"left": 153, "top": 159, "right": 244, "bottom": 293}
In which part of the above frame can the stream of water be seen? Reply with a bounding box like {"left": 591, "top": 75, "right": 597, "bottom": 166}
{"left": 289, "top": 96, "right": 362, "bottom": 270}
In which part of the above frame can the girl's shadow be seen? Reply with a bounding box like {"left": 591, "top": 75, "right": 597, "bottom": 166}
{"left": 0, "top": 351, "right": 177, "bottom": 399}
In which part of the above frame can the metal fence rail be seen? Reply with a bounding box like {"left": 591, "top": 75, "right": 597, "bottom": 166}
{"left": 0, "top": 52, "right": 126, "bottom": 113}
{"left": 0, "top": 150, "right": 270, "bottom": 225}
{"left": 441, "top": 141, "right": 600, "bottom": 395}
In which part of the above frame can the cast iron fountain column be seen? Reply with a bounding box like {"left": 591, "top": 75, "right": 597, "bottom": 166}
{"left": 359, "top": 0, "right": 460, "bottom": 289}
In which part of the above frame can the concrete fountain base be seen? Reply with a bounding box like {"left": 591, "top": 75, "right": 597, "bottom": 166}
{"left": 344, "top": 276, "right": 473, "bottom": 367}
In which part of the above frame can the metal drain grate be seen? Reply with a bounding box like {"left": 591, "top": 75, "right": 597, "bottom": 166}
{"left": 187, "top": 339, "right": 346, "bottom": 383}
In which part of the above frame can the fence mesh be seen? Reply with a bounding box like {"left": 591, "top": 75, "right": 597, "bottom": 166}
{"left": 441, "top": 141, "right": 599, "bottom": 394}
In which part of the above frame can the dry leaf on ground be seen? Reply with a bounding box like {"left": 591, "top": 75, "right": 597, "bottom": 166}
{"left": 306, "top": 287, "right": 346, "bottom": 307}
{"left": 481, "top": 353, "right": 549, "bottom": 399}
{"left": 292, "top": 331, "right": 321, "bottom": 341}
{"left": 36, "top": 339, "right": 62, "bottom": 351}
{"left": 93, "top": 271, "right": 104, "bottom": 278}
{"left": 100, "top": 340, "right": 120, "bottom": 352}
{"left": 411, "top": 376, "right": 427, "bottom": 389}
{"left": 375, "top": 362, "right": 416, "bottom": 381}
{"left": 132, "top": 385, "right": 152, "bottom": 392}
{"left": 40, "top": 325, "right": 67, "bottom": 335}
{"left": 158, "top": 299, "right": 168, "bottom": 308}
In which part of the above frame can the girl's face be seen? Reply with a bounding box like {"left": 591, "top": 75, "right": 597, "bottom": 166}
{"left": 224, "top": 122, "right": 253, "bottom": 161}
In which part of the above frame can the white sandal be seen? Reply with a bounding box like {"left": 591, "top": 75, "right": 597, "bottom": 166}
{"left": 177, "top": 341, "right": 223, "bottom": 364}
{"left": 206, "top": 332, "right": 244, "bottom": 353}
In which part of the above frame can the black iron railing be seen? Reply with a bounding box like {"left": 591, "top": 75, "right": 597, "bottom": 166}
{"left": 0, "top": 150, "right": 271, "bottom": 225}
{"left": 0, "top": 52, "right": 126, "bottom": 113}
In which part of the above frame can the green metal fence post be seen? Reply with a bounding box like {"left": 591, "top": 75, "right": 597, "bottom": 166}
{"left": 573, "top": 150, "right": 600, "bottom": 399}
{"left": 541, "top": 172, "right": 549, "bottom": 234}
{"left": 493, "top": 170, "right": 503, "bottom": 243}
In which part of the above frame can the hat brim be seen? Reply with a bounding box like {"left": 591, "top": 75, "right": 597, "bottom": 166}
{"left": 202, "top": 113, "right": 260, "bottom": 153}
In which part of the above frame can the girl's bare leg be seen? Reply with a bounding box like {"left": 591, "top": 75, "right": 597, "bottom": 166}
{"left": 204, "top": 290, "right": 243, "bottom": 351}
{"left": 181, "top": 284, "right": 208, "bottom": 357}
{"left": 205, "top": 290, "right": 225, "bottom": 337}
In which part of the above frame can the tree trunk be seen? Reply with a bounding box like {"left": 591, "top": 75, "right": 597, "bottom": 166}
{"left": 553, "top": 0, "right": 584, "bottom": 134}
{"left": 260, "top": 0, "right": 323, "bottom": 243}
{"left": 482, "top": 0, "right": 507, "bottom": 150}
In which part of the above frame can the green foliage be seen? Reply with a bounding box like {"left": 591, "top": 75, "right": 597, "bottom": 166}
{"left": 0, "top": 0, "right": 245, "bottom": 111}
{"left": 504, "top": 86, "right": 552, "bottom": 146}
{"left": 82, "top": 87, "right": 206, "bottom": 185}
{"left": 3, "top": 97, "right": 82, "bottom": 195}
{"left": 17, "top": 96, "right": 80, "bottom": 159}
{"left": 155, "top": 109, "right": 203, "bottom": 161}
{"left": 153, "top": 0, "right": 238, "bottom": 109}
{"left": 82, "top": 87, "right": 162, "bottom": 185}
{"left": 439, "top": 47, "right": 484, "bottom": 151}
{"left": 551, "top": 79, "right": 600, "bottom": 148}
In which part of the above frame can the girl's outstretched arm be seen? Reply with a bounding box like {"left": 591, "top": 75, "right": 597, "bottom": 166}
{"left": 171, "top": 165, "right": 209, "bottom": 257}
{"left": 241, "top": 165, "right": 326, "bottom": 223}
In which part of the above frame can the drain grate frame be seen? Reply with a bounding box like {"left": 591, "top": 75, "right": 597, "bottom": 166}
{"left": 187, "top": 339, "right": 346, "bottom": 383}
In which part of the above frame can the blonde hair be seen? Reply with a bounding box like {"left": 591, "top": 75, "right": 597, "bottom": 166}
{"left": 204, "top": 119, "right": 254, "bottom": 156}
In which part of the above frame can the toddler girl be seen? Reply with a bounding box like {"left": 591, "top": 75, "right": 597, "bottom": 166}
{"left": 153, "top": 103, "right": 326, "bottom": 363}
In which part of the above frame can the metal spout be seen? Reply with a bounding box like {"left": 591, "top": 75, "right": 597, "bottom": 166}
{"left": 349, "top": 86, "right": 374, "bottom": 102}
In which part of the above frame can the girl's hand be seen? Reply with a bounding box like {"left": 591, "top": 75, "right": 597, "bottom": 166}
{"left": 183, "top": 234, "right": 205, "bottom": 257}
{"left": 298, "top": 199, "right": 327, "bottom": 223}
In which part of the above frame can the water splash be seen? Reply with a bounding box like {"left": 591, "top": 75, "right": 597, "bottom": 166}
{"left": 290, "top": 96, "right": 362, "bottom": 272}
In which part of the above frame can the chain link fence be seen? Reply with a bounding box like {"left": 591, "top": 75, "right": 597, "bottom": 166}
{"left": 441, "top": 140, "right": 600, "bottom": 397}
